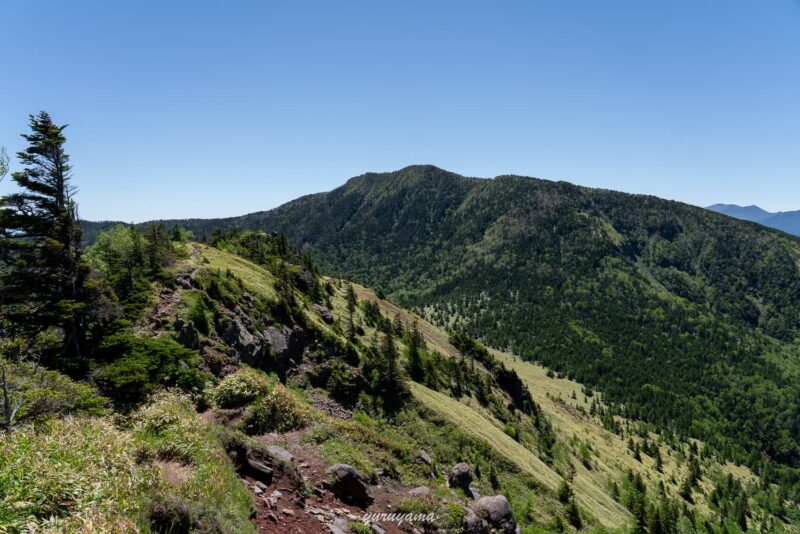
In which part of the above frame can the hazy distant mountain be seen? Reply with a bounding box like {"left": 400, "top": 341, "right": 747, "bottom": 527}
{"left": 707, "top": 203, "right": 800, "bottom": 235}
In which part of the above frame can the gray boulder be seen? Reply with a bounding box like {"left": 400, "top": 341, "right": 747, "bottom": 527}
{"left": 408, "top": 486, "right": 431, "bottom": 497}
{"left": 266, "top": 445, "right": 294, "bottom": 465}
{"left": 223, "top": 315, "right": 260, "bottom": 358}
{"left": 462, "top": 507, "right": 490, "bottom": 534}
{"left": 314, "top": 303, "right": 334, "bottom": 324}
{"left": 448, "top": 462, "right": 473, "bottom": 492}
{"left": 263, "top": 325, "right": 289, "bottom": 359}
{"left": 323, "top": 464, "right": 372, "bottom": 506}
{"left": 473, "top": 495, "right": 521, "bottom": 534}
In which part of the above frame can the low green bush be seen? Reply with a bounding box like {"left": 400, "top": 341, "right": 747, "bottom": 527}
{"left": 94, "top": 332, "right": 211, "bottom": 407}
{"left": 0, "top": 357, "right": 108, "bottom": 427}
{"left": 213, "top": 367, "right": 271, "bottom": 408}
{"left": 241, "top": 384, "right": 312, "bottom": 435}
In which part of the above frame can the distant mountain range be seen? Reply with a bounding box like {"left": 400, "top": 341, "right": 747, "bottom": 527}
{"left": 707, "top": 203, "right": 800, "bottom": 236}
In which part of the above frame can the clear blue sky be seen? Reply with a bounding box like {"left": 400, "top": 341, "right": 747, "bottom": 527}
{"left": 1, "top": 0, "right": 799, "bottom": 221}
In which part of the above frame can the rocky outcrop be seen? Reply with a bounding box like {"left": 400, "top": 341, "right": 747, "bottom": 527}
{"left": 218, "top": 311, "right": 308, "bottom": 376}
{"left": 293, "top": 268, "right": 316, "bottom": 293}
{"left": 174, "top": 318, "right": 200, "bottom": 350}
{"left": 323, "top": 464, "right": 372, "bottom": 506}
{"left": 222, "top": 315, "right": 260, "bottom": 360}
{"left": 473, "top": 495, "right": 521, "bottom": 534}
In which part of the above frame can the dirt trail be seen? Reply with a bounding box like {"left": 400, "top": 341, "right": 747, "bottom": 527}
{"left": 246, "top": 428, "right": 413, "bottom": 534}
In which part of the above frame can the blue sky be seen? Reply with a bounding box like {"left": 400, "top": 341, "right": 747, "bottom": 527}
{"left": 1, "top": 0, "right": 799, "bottom": 221}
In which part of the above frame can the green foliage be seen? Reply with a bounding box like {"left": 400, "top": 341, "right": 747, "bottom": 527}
{"left": 213, "top": 367, "right": 271, "bottom": 408}
{"left": 0, "top": 417, "right": 156, "bottom": 531}
{"left": 0, "top": 355, "right": 107, "bottom": 429}
{"left": 557, "top": 480, "right": 573, "bottom": 504}
{"left": 94, "top": 332, "right": 211, "bottom": 406}
{"left": 241, "top": 384, "right": 312, "bottom": 435}
{"left": 0, "top": 112, "right": 88, "bottom": 357}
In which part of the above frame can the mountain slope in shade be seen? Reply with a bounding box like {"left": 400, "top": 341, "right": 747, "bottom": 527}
{"left": 707, "top": 203, "right": 800, "bottom": 235}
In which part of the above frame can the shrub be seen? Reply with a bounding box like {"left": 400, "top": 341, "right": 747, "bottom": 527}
{"left": 213, "top": 367, "right": 271, "bottom": 408}
{"left": 0, "top": 356, "right": 108, "bottom": 428}
{"left": 178, "top": 290, "right": 213, "bottom": 336}
{"left": 241, "top": 385, "right": 312, "bottom": 435}
{"left": 146, "top": 491, "right": 225, "bottom": 534}
{"left": 95, "top": 332, "right": 211, "bottom": 406}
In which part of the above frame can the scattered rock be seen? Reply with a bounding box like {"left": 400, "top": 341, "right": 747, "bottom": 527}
{"left": 312, "top": 486, "right": 326, "bottom": 497}
{"left": 314, "top": 303, "right": 334, "bottom": 323}
{"left": 267, "top": 512, "right": 278, "bottom": 523}
{"left": 253, "top": 485, "right": 263, "bottom": 495}
{"left": 246, "top": 458, "right": 273, "bottom": 483}
{"left": 418, "top": 450, "right": 433, "bottom": 466}
{"left": 266, "top": 445, "right": 294, "bottom": 465}
{"left": 323, "top": 464, "right": 372, "bottom": 506}
{"left": 448, "top": 463, "right": 473, "bottom": 492}
{"left": 176, "top": 272, "right": 194, "bottom": 289}
{"left": 463, "top": 507, "right": 490, "bottom": 534}
{"left": 473, "top": 495, "right": 521, "bottom": 534}
{"left": 408, "top": 486, "right": 431, "bottom": 497}
{"left": 254, "top": 481, "right": 268, "bottom": 491}
{"left": 281, "top": 508, "right": 294, "bottom": 516}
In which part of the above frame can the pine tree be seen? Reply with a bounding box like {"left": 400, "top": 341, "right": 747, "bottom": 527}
{"left": 345, "top": 284, "right": 357, "bottom": 341}
{"left": 407, "top": 320, "right": 424, "bottom": 381}
{"left": 558, "top": 480, "right": 573, "bottom": 503}
{"left": 565, "top": 498, "right": 582, "bottom": 529}
{"left": 381, "top": 332, "right": 402, "bottom": 390}
{"left": 0, "top": 147, "right": 8, "bottom": 180}
{"left": 0, "top": 112, "right": 87, "bottom": 357}
{"left": 144, "top": 222, "right": 173, "bottom": 275}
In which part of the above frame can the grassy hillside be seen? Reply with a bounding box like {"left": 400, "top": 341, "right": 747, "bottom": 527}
{"left": 349, "top": 280, "right": 796, "bottom": 531}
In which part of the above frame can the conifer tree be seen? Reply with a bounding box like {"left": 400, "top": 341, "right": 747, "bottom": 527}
{"left": 379, "top": 331, "right": 408, "bottom": 406}
{"left": 0, "top": 147, "right": 8, "bottom": 180}
{"left": 406, "top": 320, "right": 425, "bottom": 381}
{"left": 345, "top": 284, "right": 357, "bottom": 341}
{"left": 0, "top": 113, "right": 87, "bottom": 357}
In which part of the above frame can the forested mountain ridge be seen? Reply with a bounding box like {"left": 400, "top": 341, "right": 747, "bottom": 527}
{"left": 85, "top": 166, "right": 800, "bottom": 484}
{"left": 261, "top": 167, "right": 800, "bottom": 472}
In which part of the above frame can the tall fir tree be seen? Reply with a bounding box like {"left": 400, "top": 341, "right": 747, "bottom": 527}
{"left": 380, "top": 331, "right": 408, "bottom": 405}
{"left": 345, "top": 284, "right": 357, "bottom": 341}
{"left": 0, "top": 112, "right": 87, "bottom": 357}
